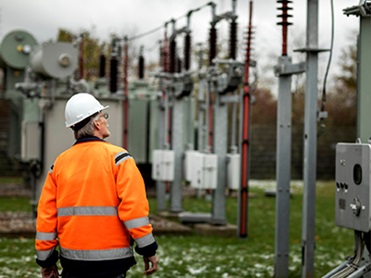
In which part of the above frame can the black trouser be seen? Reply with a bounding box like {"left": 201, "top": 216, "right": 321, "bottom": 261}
{"left": 61, "top": 270, "right": 126, "bottom": 278}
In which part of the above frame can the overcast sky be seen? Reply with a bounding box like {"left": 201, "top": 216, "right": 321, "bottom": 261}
{"left": 0, "top": 0, "right": 361, "bottom": 90}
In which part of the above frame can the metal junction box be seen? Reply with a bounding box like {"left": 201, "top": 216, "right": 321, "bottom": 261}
{"left": 151, "top": 150, "right": 175, "bottom": 182}
{"left": 184, "top": 150, "right": 199, "bottom": 182}
{"left": 190, "top": 153, "right": 218, "bottom": 190}
{"left": 227, "top": 153, "right": 240, "bottom": 190}
{"left": 21, "top": 121, "right": 41, "bottom": 161}
{"left": 335, "top": 143, "right": 371, "bottom": 232}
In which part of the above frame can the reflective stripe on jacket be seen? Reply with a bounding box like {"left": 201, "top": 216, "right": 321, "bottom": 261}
{"left": 35, "top": 136, "right": 156, "bottom": 264}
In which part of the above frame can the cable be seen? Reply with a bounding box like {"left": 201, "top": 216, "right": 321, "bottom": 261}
{"left": 320, "top": 0, "right": 334, "bottom": 116}
{"left": 329, "top": 231, "right": 365, "bottom": 278}
{"left": 128, "top": 25, "right": 164, "bottom": 42}
{"left": 127, "top": 2, "right": 213, "bottom": 42}
{"left": 317, "top": 0, "right": 334, "bottom": 137}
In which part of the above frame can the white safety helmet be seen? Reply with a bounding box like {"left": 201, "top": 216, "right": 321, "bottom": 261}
{"left": 65, "top": 93, "right": 109, "bottom": 127}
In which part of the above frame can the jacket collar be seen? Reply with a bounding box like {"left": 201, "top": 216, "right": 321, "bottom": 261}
{"left": 74, "top": 136, "right": 105, "bottom": 145}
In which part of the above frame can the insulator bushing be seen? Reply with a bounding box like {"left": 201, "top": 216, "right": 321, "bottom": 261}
{"left": 277, "top": 0, "right": 292, "bottom": 56}
{"left": 139, "top": 55, "right": 145, "bottom": 79}
{"left": 176, "top": 57, "right": 182, "bottom": 73}
{"left": 184, "top": 33, "right": 191, "bottom": 71}
{"left": 161, "top": 42, "right": 169, "bottom": 72}
{"left": 109, "top": 56, "right": 118, "bottom": 93}
{"left": 117, "top": 45, "right": 122, "bottom": 59}
{"left": 99, "top": 54, "right": 106, "bottom": 78}
{"left": 276, "top": 0, "right": 293, "bottom": 26}
{"left": 229, "top": 20, "right": 238, "bottom": 59}
{"left": 169, "top": 39, "right": 177, "bottom": 73}
{"left": 159, "top": 44, "right": 164, "bottom": 70}
{"left": 209, "top": 26, "right": 217, "bottom": 66}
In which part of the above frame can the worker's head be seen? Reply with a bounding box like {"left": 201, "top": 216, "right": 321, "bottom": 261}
{"left": 65, "top": 93, "right": 110, "bottom": 140}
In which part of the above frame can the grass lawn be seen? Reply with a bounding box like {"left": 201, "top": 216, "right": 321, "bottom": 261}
{"left": 0, "top": 196, "right": 31, "bottom": 212}
{"left": 0, "top": 181, "right": 354, "bottom": 277}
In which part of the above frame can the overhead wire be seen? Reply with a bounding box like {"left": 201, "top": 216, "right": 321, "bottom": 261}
{"left": 127, "top": 2, "right": 214, "bottom": 42}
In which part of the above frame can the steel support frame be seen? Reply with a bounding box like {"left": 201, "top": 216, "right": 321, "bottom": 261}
{"left": 356, "top": 11, "right": 371, "bottom": 278}
{"left": 198, "top": 78, "right": 208, "bottom": 152}
{"left": 274, "top": 57, "right": 305, "bottom": 277}
{"left": 301, "top": 1, "right": 319, "bottom": 277}
{"left": 274, "top": 56, "right": 294, "bottom": 278}
{"left": 344, "top": 5, "right": 371, "bottom": 278}
{"left": 170, "top": 91, "right": 184, "bottom": 213}
{"left": 356, "top": 16, "right": 371, "bottom": 142}
{"left": 156, "top": 93, "right": 167, "bottom": 211}
{"left": 211, "top": 90, "right": 228, "bottom": 225}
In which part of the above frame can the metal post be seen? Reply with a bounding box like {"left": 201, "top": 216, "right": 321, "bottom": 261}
{"left": 122, "top": 36, "right": 129, "bottom": 149}
{"left": 198, "top": 78, "right": 207, "bottom": 151}
{"left": 211, "top": 91, "right": 227, "bottom": 225}
{"left": 274, "top": 57, "right": 293, "bottom": 278}
{"left": 186, "top": 96, "right": 194, "bottom": 150}
{"left": 356, "top": 16, "right": 371, "bottom": 142}
{"left": 156, "top": 28, "right": 169, "bottom": 211}
{"left": 302, "top": 0, "right": 319, "bottom": 276}
{"left": 273, "top": 58, "right": 305, "bottom": 277}
{"left": 156, "top": 80, "right": 167, "bottom": 211}
{"left": 170, "top": 91, "right": 184, "bottom": 213}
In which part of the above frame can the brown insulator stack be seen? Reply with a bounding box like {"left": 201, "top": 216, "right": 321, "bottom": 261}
{"left": 184, "top": 33, "right": 191, "bottom": 71}
{"left": 99, "top": 53, "right": 106, "bottom": 78}
{"left": 229, "top": 20, "right": 238, "bottom": 59}
{"left": 169, "top": 39, "right": 177, "bottom": 73}
{"left": 277, "top": 0, "right": 293, "bottom": 56}
{"left": 208, "top": 26, "right": 217, "bottom": 66}
{"left": 138, "top": 55, "right": 145, "bottom": 79}
{"left": 109, "top": 55, "right": 118, "bottom": 93}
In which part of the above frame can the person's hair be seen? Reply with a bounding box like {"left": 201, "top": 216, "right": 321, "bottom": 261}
{"left": 73, "top": 113, "right": 100, "bottom": 139}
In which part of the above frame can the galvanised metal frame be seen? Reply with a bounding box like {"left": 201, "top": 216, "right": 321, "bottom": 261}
{"left": 211, "top": 81, "right": 228, "bottom": 225}
{"left": 170, "top": 84, "right": 184, "bottom": 213}
{"left": 274, "top": 56, "right": 305, "bottom": 277}
{"left": 301, "top": 1, "right": 319, "bottom": 276}
{"left": 155, "top": 83, "right": 167, "bottom": 211}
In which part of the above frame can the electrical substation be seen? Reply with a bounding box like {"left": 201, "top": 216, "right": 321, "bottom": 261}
{"left": 0, "top": 0, "right": 371, "bottom": 277}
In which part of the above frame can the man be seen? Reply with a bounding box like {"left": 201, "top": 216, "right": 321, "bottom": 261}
{"left": 35, "top": 93, "right": 159, "bottom": 278}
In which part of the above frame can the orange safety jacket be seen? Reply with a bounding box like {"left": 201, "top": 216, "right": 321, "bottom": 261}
{"left": 35, "top": 136, "right": 157, "bottom": 275}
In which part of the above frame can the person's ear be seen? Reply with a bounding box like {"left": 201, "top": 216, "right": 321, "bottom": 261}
{"left": 94, "top": 119, "right": 101, "bottom": 129}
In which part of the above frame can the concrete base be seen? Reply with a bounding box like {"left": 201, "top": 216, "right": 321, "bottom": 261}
{"left": 150, "top": 214, "right": 193, "bottom": 236}
{"left": 178, "top": 212, "right": 211, "bottom": 224}
{"left": 193, "top": 223, "right": 238, "bottom": 237}
{"left": 157, "top": 210, "right": 182, "bottom": 222}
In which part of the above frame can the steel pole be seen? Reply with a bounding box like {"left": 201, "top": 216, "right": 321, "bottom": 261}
{"left": 357, "top": 16, "right": 371, "bottom": 142}
{"left": 301, "top": 0, "right": 319, "bottom": 277}
{"left": 122, "top": 37, "right": 129, "bottom": 149}
{"left": 170, "top": 94, "right": 184, "bottom": 213}
{"left": 156, "top": 84, "right": 167, "bottom": 211}
{"left": 274, "top": 56, "right": 293, "bottom": 278}
{"left": 211, "top": 91, "right": 227, "bottom": 225}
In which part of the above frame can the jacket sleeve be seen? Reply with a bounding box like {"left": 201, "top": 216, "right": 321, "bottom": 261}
{"left": 35, "top": 165, "right": 59, "bottom": 267}
{"left": 115, "top": 151, "right": 158, "bottom": 257}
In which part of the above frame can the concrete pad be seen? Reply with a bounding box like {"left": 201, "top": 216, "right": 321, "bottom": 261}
{"left": 193, "top": 223, "right": 238, "bottom": 237}
{"left": 178, "top": 212, "right": 211, "bottom": 224}
{"left": 150, "top": 214, "right": 193, "bottom": 236}
{"left": 157, "top": 210, "right": 182, "bottom": 222}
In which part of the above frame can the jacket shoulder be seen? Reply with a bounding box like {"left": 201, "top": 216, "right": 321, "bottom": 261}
{"left": 103, "top": 142, "right": 128, "bottom": 155}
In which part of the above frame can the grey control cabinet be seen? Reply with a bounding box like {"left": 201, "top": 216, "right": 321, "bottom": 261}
{"left": 335, "top": 143, "right": 371, "bottom": 232}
